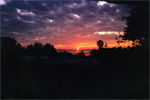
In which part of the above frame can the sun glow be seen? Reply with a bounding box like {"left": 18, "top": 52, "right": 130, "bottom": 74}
{"left": 77, "top": 47, "right": 79, "bottom": 50}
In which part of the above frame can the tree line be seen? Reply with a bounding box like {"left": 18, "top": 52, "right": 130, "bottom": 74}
{"left": 1, "top": 37, "right": 88, "bottom": 59}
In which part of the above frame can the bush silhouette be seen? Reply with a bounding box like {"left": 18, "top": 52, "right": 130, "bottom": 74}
{"left": 76, "top": 50, "right": 85, "bottom": 58}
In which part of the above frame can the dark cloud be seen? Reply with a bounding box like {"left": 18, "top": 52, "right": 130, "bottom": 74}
{"left": 1, "top": 0, "right": 130, "bottom": 46}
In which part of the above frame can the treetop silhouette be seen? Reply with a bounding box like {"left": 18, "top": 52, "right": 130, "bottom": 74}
{"left": 97, "top": 40, "right": 104, "bottom": 50}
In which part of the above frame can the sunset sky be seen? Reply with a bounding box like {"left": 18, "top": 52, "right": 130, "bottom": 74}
{"left": 1, "top": 0, "right": 131, "bottom": 50}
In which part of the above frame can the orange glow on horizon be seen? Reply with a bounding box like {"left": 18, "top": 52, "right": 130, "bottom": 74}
{"left": 19, "top": 33, "right": 133, "bottom": 50}
{"left": 20, "top": 41, "right": 133, "bottom": 50}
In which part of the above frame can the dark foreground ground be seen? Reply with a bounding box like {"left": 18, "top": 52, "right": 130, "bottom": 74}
{"left": 1, "top": 49, "right": 149, "bottom": 99}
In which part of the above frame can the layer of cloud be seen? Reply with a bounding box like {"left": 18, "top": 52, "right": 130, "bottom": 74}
{"left": 1, "top": 0, "right": 130, "bottom": 48}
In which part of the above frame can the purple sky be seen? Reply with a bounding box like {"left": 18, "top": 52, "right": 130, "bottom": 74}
{"left": 1, "top": 0, "right": 131, "bottom": 49}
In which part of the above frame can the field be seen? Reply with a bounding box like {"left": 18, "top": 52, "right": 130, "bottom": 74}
{"left": 2, "top": 50, "right": 149, "bottom": 99}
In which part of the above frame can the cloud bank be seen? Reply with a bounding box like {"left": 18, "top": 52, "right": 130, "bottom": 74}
{"left": 1, "top": 0, "right": 130, "bottom": 48}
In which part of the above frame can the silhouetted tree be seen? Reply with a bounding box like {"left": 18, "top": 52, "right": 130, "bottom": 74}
{"left": 33, "top": 42, "right": 43, "bottom": 56}
{"left": 16, "top": 43, "right": 22, "bottom": 48}
{"left": 34, "top": 42, "right": 43, "bottom": 49}
{"left": 106, "top": 1, "right": 149, "bottom": 51}
{"left": 26, "top": 42, "right": 57, "bottom": 57}
{"left": 27, "top": 44, "right": 34, "bottom": 56}
{"left": 43, "top": 43, "right": 58, "bottom": 57}
{"left": 1, "top": 37, "right": 23, "bottom": 99}
{"left": 1, "top": 37, "right": 23, "bottom": 65}
{"left": 97, "top": 40, "right": 104, "bottom": 50}
{"left": 16, "top": 43, "right": 25, "bottom": 55}
{"left": 27, "top": 44, "right": 33, "bottom": 50}
{"left": 44, "top": 43, "right": 52, "bottom": 49}
{"left": 121, "top": 1, "right": 149, "bottom": 50}
{"left": 1, "top": 37, "right": 17, "bottom": 49}
{"left": 1, "top": 37, "right": 25, "bottom": 55}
